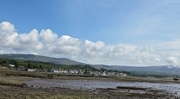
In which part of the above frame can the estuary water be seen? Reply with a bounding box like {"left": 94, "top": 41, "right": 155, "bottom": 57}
{"left": 27, "top": 80, "right": 180, "bottom": 96}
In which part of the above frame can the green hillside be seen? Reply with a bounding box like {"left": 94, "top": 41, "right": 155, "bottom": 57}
{"left": 0, "top": 58, "right": 97, "bottom": 71}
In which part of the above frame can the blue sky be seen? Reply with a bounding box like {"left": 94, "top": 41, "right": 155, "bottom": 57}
{"left": 2, "top": 0, "right": 178, "bottom": 44}
{"left": 1, "top": 0, "right": 180, "bottom": 66}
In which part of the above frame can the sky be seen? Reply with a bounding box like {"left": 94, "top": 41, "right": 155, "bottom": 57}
{"left": 0, "top": 0, "right": 180, "bottom": 66}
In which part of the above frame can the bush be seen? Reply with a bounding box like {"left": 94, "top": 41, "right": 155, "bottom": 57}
{"left": 47, "top": 74, "right": 54, "bottom": 79}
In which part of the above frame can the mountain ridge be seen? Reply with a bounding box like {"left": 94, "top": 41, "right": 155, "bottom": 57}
{"left": 0, "top": 54, "right": 85, "bottom": 65}
{"left": 92, "top": 64, "right": 177, "bottom": 75}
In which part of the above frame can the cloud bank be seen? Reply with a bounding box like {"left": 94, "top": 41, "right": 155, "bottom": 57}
{"left": 0, "top": 21, "right": 180, "bottom": 66}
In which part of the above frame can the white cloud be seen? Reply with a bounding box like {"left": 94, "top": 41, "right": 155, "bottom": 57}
{"left": 18, "top": 29, "right": 39, "bottom": 43}
{"left": 153, "top": 40, "right": 180, "bottom": 52}
{"left": 1, "top": 21, "right": 180, "bottom": 66}
{"left": 6, "top": 32, "right": 18, "bottom": 47}
{"left": 13, "top": 29, "right": 43, "bottom": 52}
{"left": 46, "top": 35, "right": 81, "bottom": 57}
{"left": 57, "top": 35, "right": 80, "bottom": 45}
{"left": 0, "top": 21, "right": 15, "bottom": 33}
{"left": 132, "top": 47, "right": 161, "bottom": 66}
{"left": 40, "top": 29, "right": 58, "bottom": 43}
{"left": 0, "top": 22, "right": 17, "bottom": 47}
{"left": 0, "top": 22, "right": 43, "bottom": 53}
{"left": 103, "top": 45, "right": 162, "bottom": 66}
{"left": 82, "top": 40, "right": 105, "bottom": 58}
{"left": 108, "top": 44, "right": 136, "bottom": 57}
{"left": 166, "top": 56, "right": 178, "bottom": 66}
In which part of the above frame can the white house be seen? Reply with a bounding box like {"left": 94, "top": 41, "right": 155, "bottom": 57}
{"left": 59, "top": 70, "right": 68, "bottom": 73}
{"left": 9, "top": 64, "right": 15, "bottom": 68}
{"left": 27, "top": 68, "right": 36, "bottom": 72}
{"left": 102, "top": 71, "right": 108, "bottom": 76}
{"left": 51, "top": 69, "right": 60, "bottom": 73}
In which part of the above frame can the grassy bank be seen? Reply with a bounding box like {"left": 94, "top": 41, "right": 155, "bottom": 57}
{"left": 0, "top": 80, "right": 26, "bottom": 87}
{"left": 0, "top": 69, "right": 179, "bottom": 83}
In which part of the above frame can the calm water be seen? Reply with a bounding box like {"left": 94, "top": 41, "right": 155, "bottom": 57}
{"left": 27, "top": 80, "right": 180, "bottom": 96}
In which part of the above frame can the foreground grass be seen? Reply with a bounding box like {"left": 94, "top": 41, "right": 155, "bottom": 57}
{"left": 0, "top": 80, "right": 26, "bottom": 87}
{"left": 0, "top": 85, "right": 106, "bottom": 99}
{"left": 1, "top": 85, "right": 177, "bottom": 99}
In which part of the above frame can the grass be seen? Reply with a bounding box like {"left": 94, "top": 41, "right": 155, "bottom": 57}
{"left": 0, "top": 65, "right": 9, "bottom": 70}
{"left": 0, "top": 80, "right": 26, "bottom": 87}
{"left": 96, "top": 87, "right": 175, "bottom": 99}
{"left": 3, "top": 71, "right": 54, "bottom": 79}
{"left": 0, "top": 86, "right": 107, "bottom": 99}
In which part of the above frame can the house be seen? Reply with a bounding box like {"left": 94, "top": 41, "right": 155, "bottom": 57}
{"left": 119, "top": 73, "right": 127, "bottom": 77}
{"left": 27, "top": 68, "right": 36, "bottom": 72}
{"left": 68, "top": 69, "right": 78, "bottom": 74}
{"left": 90, "top": 71, "right": 101, "bottom": 76}
{"left": 9, "top": 64, "right": 15, "bottom": 68}
{"left": 102, "top": 71, "right": 108, "bottom": 76}
{"left": 59, "top": 69, "right": 68, "bottom": 73}
{"left": 51, "top": 69, "right": 60, "bottom": 73}
{"left": 17, "top": 66, "right": 26, "bottom": 71}
{"left": 77, "top": 70, "right": 84, "bottom": 75}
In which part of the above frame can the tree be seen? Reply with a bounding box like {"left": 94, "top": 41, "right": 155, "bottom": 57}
{"left": 14, "top": 61, "right": 18, "bottom": 69}
{"left": 100, "top": 68, "right": 107, "bottom": 72}
{"left": 2, "top": 60, "right": 7, "bottom": 64}
{"left": 39, "top": 65, "right": 43, "bottom": 69}
{"left": 84, "top": 70, "right": 90, "bottom": 75}
{"left": 27, "top": 63, "right": 31, "bottom": 69}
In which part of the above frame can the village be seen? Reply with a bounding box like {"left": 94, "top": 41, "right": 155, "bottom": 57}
{"left": 8, "top": 64, "right": 127, "bottom": 77}
{"left": 50, "top": 68, "right": 127, "bottom": 77}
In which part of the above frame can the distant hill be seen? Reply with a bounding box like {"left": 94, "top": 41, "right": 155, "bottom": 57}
{"left": 0, "top": 54, "right": 85, "bottom": 66}
{"left": 92, "top": 65, "right": 178, "bottom": 76}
